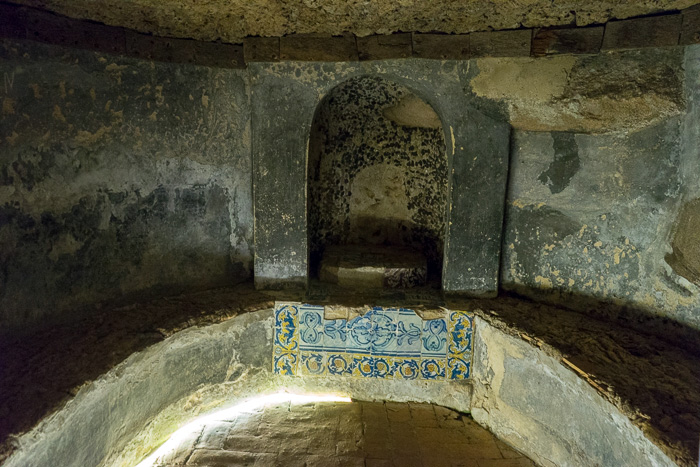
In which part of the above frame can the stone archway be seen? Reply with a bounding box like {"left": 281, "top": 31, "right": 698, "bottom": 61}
{"left": 307, "top": 75, "right": 449, "bottom": 287}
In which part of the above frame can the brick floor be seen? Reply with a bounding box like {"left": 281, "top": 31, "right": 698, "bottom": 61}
{"left": 149, "top": 401, "right": 535, "bottom": 467}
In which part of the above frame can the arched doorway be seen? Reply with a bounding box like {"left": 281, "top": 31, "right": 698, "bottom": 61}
{"left": 307, "top": 76, "right": 448, "bottom": 288}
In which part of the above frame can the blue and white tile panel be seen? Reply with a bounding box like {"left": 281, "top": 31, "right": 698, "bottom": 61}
{"left": 273, "top": 302, "right": 473, "bottom": 381}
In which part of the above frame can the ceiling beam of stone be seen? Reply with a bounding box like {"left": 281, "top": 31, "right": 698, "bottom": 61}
{"left": 8, "top": 0, "right": 700, "bottom": 43}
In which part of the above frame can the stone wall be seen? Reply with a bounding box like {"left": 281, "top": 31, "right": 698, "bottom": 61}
{"left": 308, "top": 76, "right": 447, "bottom": 275}
{"left": 497, "top": 46, "right": 700, "bottom": 329}
{"left": 0, "top": 38, "right": 253, "bottom": 335}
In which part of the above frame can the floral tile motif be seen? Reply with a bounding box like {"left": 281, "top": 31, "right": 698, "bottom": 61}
{"left": 327, "top": 353, "right": 351, "bottom": 376}
{"left": 393, "top": 357, "right": 420, "bottom": 380}
{"left": 272, "top": 302, "right": 473, "bottom": 382}
{"left": 300, "top": 351, "right": 326, "bottom": 376}
{"left": 421, "top": 318, "right": 448, "bottom": 358}
{"left": 349, "top": 354, "right": 374, "bottom": 378}
{"left": 420, "top": 358, "right": 446, "bottom": 380}
{"left": 323, "top": 319, "right": 347, "bottom": 353}
{"left": 273, "top": 347, "right": 298, "bottom": 376}
{"left": 448, "top": 311, "right": 473, "bottom": 355}
{"left": 448, "top": 356, "right": 470, "bottom": 380}
{"left": 299, "top": 305, "right": 325, "bottom": 351}
{"left": 396, "top": 309, "right": 422, "bottom": 358}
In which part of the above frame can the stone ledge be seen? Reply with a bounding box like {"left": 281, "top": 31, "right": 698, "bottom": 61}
{"left": 0, "top": 2, "right": 696, "bottom": 66}
{"left": 532, "top": 26, "right": 604, "bottom": 56}
{"left": 357, "top": 33, "right": 412, "bottom": 60}
{"left": 603, "top": 14, "right": 683, "bottom": 50}
{"left": 412, "top": 33, "right": 470, "bottom": 59}
{"left": 280, "top": 34, "right": 358, "bottom": 61}
{"left": 471, "top": 29, "right": 531, "bottom": 57}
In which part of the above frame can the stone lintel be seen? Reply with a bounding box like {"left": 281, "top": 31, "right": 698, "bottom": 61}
{"left": 25, "top": 7, "right": 127, "bottom": 56}
{"left": 470, "top": 29, "right": 531, "bottom": 57}
{"left": 412, "top": 33, "right": 470, "bottom": 60}
{"left": 280, "top": 35, "right": 359, "bottom": 61}
{"left": 125, "top": 31, "right": 244, "bottom": 68}
{"left": 532, "top": 26, "right": 604, "bottom": 56}
{"left": 602, "top": 14, "right": 682, "bottom": 50}
{"left": 244, "top": 36, "right": 280, "bottom": 62}
{"left": 357, "top": 33, "right": 412, "bottom": 60}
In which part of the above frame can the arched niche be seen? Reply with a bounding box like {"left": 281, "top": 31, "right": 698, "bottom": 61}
{"left": 307, "top": 75, "right": 448, "bottom": 286}
{"left": 251, "top": 61, "right": 511, "bottom": 296}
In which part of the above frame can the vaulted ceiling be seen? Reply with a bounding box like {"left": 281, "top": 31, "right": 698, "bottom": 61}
{"left": 10, "top": 0, "right": 700, "bottom": 43}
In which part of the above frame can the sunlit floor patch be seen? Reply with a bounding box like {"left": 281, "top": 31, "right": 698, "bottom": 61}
{"left": 136, "top": 392, "right": 352, "bottom": 466}
{"left": 137, "top": 396, "right": 534, "bottom": 467}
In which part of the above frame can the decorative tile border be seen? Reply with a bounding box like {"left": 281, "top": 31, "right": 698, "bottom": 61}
{"left": 273, "top": 302, "right": 474, "bottom": 381}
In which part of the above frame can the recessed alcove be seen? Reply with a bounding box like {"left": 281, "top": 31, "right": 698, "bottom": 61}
{"left": 307, "top": 76, "right": 448, "bottom": 288}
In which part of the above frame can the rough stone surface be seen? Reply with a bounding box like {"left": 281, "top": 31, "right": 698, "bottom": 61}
{"left": 501, "top": 119, "right": 700, "bottom": 328}
{"left": 463, "top": 298, "right": 700, "bottom": 467}
{"left": 471, "top": 317, "right": 677, "bottom": 467}
{"left": 9, "top": 0, "right": 699, "bottom": 43}
{"left": 468, "top": 48, "right": 685, "bottom": 133}
{"left": 667, "top": 198, "right": 700, "bottom": 285}
{"left": 308, "top": 76, "right": 447, "bottom": 277}
{"left": 496, "top": 45, "right": 700, "bottom": 330}
{"left": 0, "top": 38, "right": 253, "bottom": 334}
{"left": 146, "top": 400, "right": 534, "bottom": 467}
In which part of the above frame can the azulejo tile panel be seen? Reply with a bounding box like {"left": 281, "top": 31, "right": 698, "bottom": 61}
{"left": 272, "top": 302, "right": 474, "bottom": 382}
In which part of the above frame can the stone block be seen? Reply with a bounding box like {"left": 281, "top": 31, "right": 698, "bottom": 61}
{"left": 357, "top": 33, "right": 412, "bottom": 60}
{"left": 602, "top": 14, "right": 682, "bottom": 49}
{"left": 25, "top": 9, "right": 126, "bottom": 56}
{"left": 125, "top": 30, "right": 196, "bottom": 63}
{"left": 532, "top": 26, "right": 604, "bottom": 56}
{"left": 244, "top": 36, "right": 280, "bottom": 62}
{"left": 319, "top": 245, "right": 428, "bottom": 289}
{"left": 280, "top": 35, "right": 358, "bottom": 61}
{"left": 681, "top": 5, "right": 700, "bottom": 45}
{"left": 193, "top": 41, "right": 245, "bottom": 68}
{"left": 412, "top": 33, "right": 470, "bottom": 59}
{"left": 470, "top": 29, "right": 531, "bottom": 57}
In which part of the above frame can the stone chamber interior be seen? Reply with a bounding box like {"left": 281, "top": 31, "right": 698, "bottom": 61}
{"left": 2, "top": 2, "right": 700, "bottom": 467}
{"left": 307, "top": 75, "right": 447, "bottom": 288}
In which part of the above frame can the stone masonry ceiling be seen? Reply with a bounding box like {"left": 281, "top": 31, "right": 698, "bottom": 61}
{"left": 9, "top": 0, "right": 700, "bottom": 43}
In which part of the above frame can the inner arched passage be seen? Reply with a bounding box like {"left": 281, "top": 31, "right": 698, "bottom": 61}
{"left": 307, "top": 76, "right": 448, "bottom": 286}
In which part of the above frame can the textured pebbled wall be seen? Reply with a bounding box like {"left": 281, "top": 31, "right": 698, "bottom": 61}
{"left": 0, "top": 38, "right": 253, "bottom": 335}
{"left": 308, "top": 76, "right": 447, "bottom": 276}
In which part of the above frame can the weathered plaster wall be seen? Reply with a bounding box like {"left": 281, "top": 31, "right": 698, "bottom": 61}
{"left": 308, "top": 75, "right": 447, "bottom": 275}
{"left": 493, "top": 46, "right": 700, "bottom": 330}
{"left": 0, "top": 39, "right": 252, "bottom": 334}
{"left": 471, "top": 317, "right": 675, "bottom": 466}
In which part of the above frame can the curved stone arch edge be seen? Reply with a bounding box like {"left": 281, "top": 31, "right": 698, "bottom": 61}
{"left": 251, "top": 60, "right": 510, "bottom": 295}
{"left": 3, "top": 310, "right": 674, "bottom": 467}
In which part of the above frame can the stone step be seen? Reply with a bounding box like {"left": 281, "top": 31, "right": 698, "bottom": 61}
{"left": 319, "top": 245, "right": 428, "bottom": 288}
